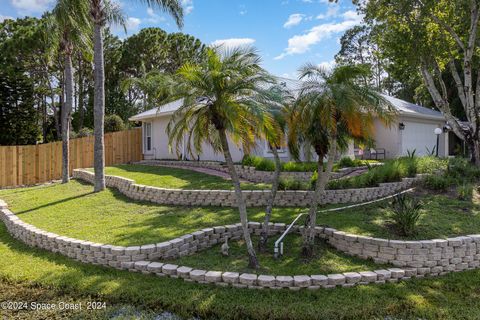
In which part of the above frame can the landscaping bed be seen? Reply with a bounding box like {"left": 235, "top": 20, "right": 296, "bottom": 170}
{"left": 168, "top": 234, "right": 385, "bottom": 276}
{"left": 3, "top": 177, "right": 480, "bottom": 318}
{"left": 3, "top": 220, "right": 480, "bottom": 320}
{"left": 1, "top": 181, "right": 479, "bottom": 246}
{"left": 88, "top": 164, "right": 271, "bottom": 190}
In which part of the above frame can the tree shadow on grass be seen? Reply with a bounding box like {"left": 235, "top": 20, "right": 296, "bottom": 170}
{"left": 14, "top": 192, "right": 94, "bottom": 215}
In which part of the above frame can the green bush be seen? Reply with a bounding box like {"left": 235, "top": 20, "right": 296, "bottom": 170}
{"left": 447, "top": 157, "right": 480, "bottom": 182}
{"left": 278, "top": 178, "right": 308, "bottom": 190}
{"left": 457, "top": 184, "right": 474, "bottom": 201}
{"left": 256, "top": 158, "right": 275, "bottom": 171}
{"left": 282, "top": 161, "right": 317, "bottom": 172}
{"left": 241, "top": 154, "right": 257, "bottom": 167}
{"left": 104, "top": 114, "right": 125, "bottom": 133}
{"left": 422, "top": 175, "right": 450, "bottom": 191}
{"left": 76, "top": 127, "right": 93, "bottom": 138}
{"left": 389, "top": 194, "right": 423, "bottom": 237}
{"left": 338, "top": 157, "right": 355, "bottom": 168}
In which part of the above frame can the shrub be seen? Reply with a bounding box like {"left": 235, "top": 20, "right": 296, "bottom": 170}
{"left": 282, "top": 161, "right": 318, "bottom": 172}
{"left": 422, "top": 175, "right": 450, "bottom": 191}
{"left": 457, "top": 184, "right": 473, "bottom": 201}
{"left": 338, "top": 157, "right": 355, "bottom": 168}
{"left": 256, "top": 158, "right": 275, "bottom": 171}
{"left": 241, "top": 154, "right": 258, "bottom": 167}
{"left": 278, "top": 178, "right": 308, "bottom": 190}
{"left": 104, "top": 114, "right": 125, "bottom": 133}
{"left": 447, "top": 157, "right": 480, "bottom": 182}
{"left": 76, "top": 127, "right": 93, "bottom": 138}
{"left": 389, "top": 194, "right": 423, "bottom": 236}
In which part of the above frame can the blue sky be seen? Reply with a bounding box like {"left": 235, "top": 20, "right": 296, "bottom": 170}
{"left": 1, "top": 0, "right": 362, "bottom": 78}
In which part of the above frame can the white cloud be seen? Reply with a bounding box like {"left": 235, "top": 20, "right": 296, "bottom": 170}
{"left": 211, "top": 38, "right": 256, "bottom": 48}
{"left": 239, "top": 10, "right": 247, "bottom": 15}
{"left": 126, "top": 17, "right": 141, "bottom": 32}
{"left": 181, "top": 0, "right": 194, "bottom": 15}
{"left": 275, "top": 11, "right": 363, "bottom": 60}
{"left": 318, "top": 60, "right": 336, "bottom": 71}
{"left": 316, "top": 5, "right": 339, "bottom": 20}
{"left": 283, "top": 13, "right": 305, "bottom": 28}
{"left": 146, "top": 8, "right": 166, "bottom": 23}
{"left": 0, "top": 15, "right": 14, "bottom": 22}
{"left": 11, "top": 0, "right": 54, "bottom": 14}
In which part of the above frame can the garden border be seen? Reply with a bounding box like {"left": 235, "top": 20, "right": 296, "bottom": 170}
{"left": 72, "top": 169, "right": 423, "bottom": 207}
{"left": 2, "top": 198, "right": 480, "bottom": 290}
{"left": 138, "top": 160, "right": 359, "bottom": 183}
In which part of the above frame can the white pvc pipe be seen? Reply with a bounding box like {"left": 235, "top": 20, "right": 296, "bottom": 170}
{"left": 273, "top": 187, "right": 415, "bottom": 258}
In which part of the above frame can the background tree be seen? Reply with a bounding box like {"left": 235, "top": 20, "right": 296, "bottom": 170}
{"left": 165, "top": 47, "right": 275, "bottom": 269}
{"left": 357, "top": 0, "right": 480, "bottom": 164}
{"left": 290, "top": 64, "right": 395, "bottom": 257}
{"left": 88, "top": 0, "right": 183, "bottom": 192}
{"left": 52, "top": 0, "right": 91, "bottom": 183}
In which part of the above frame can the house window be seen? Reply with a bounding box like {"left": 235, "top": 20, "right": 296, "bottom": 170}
{"left": 144, "top": 122, "right": 152, "bottom": 152}
{"left": 264, "top": 140, "right": 287, "bottom": 155}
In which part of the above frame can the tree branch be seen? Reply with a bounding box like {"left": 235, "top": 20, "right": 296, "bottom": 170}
{"left": 429, "top": 14, "right": 465, "bottom": 52}
{"left": 448, "top": 60, "right": 467, "bottom": 108}
{"left": 420, "top": 61, "right": 466, "bottom": 140}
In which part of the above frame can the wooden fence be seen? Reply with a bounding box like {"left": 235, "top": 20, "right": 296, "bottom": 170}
{"left": 0, "top": 128, "right": 143, "bottom": 188}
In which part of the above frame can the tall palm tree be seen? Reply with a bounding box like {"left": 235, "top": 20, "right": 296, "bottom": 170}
{"left": 52, "top": 0, "right": 91, "bottom": 183}
{"left": 289, "top": 64, "right": 395, "bottom": 257}
{"left": 165, "top": 47, "right": 275, "bottom": 269}
{"left": 89, "top": 0, "right": 183, "bottom": 192}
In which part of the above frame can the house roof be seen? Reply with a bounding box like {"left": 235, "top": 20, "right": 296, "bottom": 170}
{"left": 129, "top": 79, "right": 445, "bottom": 122}
{"left": 129, "top": 99, "right": 184, "bottom": 121}
{"left": 380, "top": 94, "right": 445, "bottom": 121}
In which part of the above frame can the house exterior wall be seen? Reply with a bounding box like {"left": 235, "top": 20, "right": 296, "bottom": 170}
{"left": 371, "top": 116, "right": 448, "bottom": 158}
{"left": 144, "top": 115, "right": 244, "bottom": 162}
{"left": 141, "top": 116, "right": 369, "bottom": 162}
{"left": 372, "top": 118, "right": 401, "bottom": 158}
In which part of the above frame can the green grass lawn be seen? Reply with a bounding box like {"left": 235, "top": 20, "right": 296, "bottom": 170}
{"left": 3, "top": 182, "right": 480, "bottom": 318}
{"left": 169, "top": 235, "right": 386, "bottom": 275}
{"left": 2, "top": 221, "right": 480, "bottom": 319}
{"left": 0, "top": 182, "right": 479, "bottom": 249}
{"left": 88, "top": 164, "right": 271, "bottom": 190}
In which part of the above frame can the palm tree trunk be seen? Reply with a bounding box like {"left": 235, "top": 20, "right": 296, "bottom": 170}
{"left": 78, "top": 56, "right": 85, "bottom": 130}
{"left": 258, "top": 147, "right": 281, "bottom": 252}
{"left": 62, "top": 53, "right": 73, "bottom": 184}
{"left": 218, "top": 129, "right": 259, "bottom": 269}
{"left": 302, "top": 140, "right": 337, "bottom": 258}
{"left": 93, "top": 22, "right": 105, "bottom": 192}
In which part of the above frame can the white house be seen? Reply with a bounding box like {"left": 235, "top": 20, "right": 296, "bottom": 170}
{"left": 129, "top": 94, "right": 450, "bottom": 162}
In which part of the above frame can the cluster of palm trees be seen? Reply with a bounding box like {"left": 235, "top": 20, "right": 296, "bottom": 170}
{"left": 158, "top": 46, "right": 396, "bottom": 268}
{"left": 51, "top": 0, "right": 394, "bottom": 268}
{"left": 52, "top": 0, "right": 184, "bottom": 190}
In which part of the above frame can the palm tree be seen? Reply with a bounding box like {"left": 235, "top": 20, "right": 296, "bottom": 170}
{"left": 257, "top": 84, "right": 292, "bottom": 252}
{"left": 52, "top": 0, "right": 91, "bottom": 183}
{"left": 289, "top": 64, "right": 395, "bottom": 257}
{"left": 165, "top": 47, "right": 275, "bottom": 269}
{"left": 89, "top": 0, "right": 183, "bottom": 192}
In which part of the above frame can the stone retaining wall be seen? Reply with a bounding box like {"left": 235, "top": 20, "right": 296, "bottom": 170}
{"left": 138, "top": 160, "right": 354, "bottom": 183}
{"left": 72, "top": 169, "right": 421, "bottom": 207}
{"left": 324, "top": 228, "right": 480, "bottom": 273}
{"left": 3, "top": 198, "right": 479, "bottom": 290}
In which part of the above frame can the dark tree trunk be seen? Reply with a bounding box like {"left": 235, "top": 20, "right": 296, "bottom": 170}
{"left": 258, "top": 147, "right": 281, "bottom": 252}
{"left": 302, "top": 140, "right": 337, "bottom": 258}
{"left": 78, "top": 56, "right": 85, "bottom": 130}
{"left": 218, "top": 128, "right": 259, "bottom": 269}
{"left": 62, "top": 53, "right": 74, "bottom": 183}
{"left": 93, "top": 22, "right": 106, "bottom": 192}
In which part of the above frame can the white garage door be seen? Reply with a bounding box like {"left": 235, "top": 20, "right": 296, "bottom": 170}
{"left": 401, "top": 121, "right": 439, "bottom": 156}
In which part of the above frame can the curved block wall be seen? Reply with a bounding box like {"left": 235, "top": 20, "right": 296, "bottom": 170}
{"left": 72, "top": 169, "right": 421, "bottom": 207}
